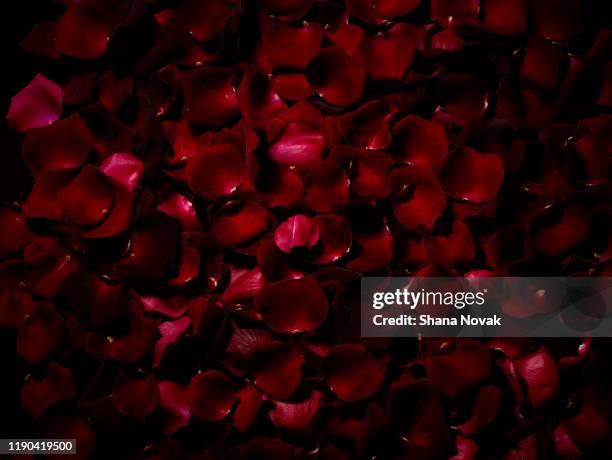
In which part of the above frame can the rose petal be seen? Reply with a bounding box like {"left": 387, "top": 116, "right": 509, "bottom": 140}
{"left": 262, "top": 22, "right": 322, "bottom": 69}
{"left": 187, "top": 370, "right": 235, "bottom": 421}
{"left": 392, "top": 115, "right": 449, "bottom": 168}
{"left": 529, "top": 204, "right": 590, "bottom": 257}
{"left": 0, "top": 207, "right": 33, "bottom": 259}
{"left": 457, "top": 385, "right": 503, "bottom": 434}
{"left": 439, "top": 147, "right": 504, "bottom": 203}
{"left": 515, "top": 348, "right": 560, "bottom": 410}
{"left": 159, "top": 381, "right": 190, "bottom": 434}
{"left": 6, "top": 74, "right": 62, "bottom": 133}
{"left": 268, "top": 390, "right": 324, "bottom": 431}
{"left": 323, "top": 344, "right": 384, "bottom": 402}
{"left": 233, "top": 386, "right": 262, "bottom": 432}
{"left": 20, "top": 20, "right": 59, "bottom": 58}
{"left": 255, "top": 277, "right": 329, "bottom": 334}
{"left": 274, "top": 215, "right": 320, "bottom": 253}
{"left": 348, "top": 101, "right": 397, "bottom": 150}
{"left": 177, "top": 0, "right": 233, "bottom": 41}
{"left": 186, "top": 144, "right": 245, "bottom": 201}
{"left": 356, "top": 32, "right": 415, "bottom": 81}
{"left": 251, "top": 341, "right": 304, "bottom": 399}
{"left": 311, "top": 215, "right": 352, "bottom": 264}
{"left": 183, "top": 67, "right": 239, "bottom": 127}
{"left": 237, "top": 72, "right": 288, "bottom": 127}
{"left": 482, "top": 0, "right": 527, "bottom": 35}
{"left": 22, "top": 114, "right": 92, "bottom": 173}
{"left": 304, "top": 161, "right": 350, "bottom": 212}
{"left": 112, "top": 373, "right": 160, "bottom": 421}
{"left": 20, "top": 363, "right": 75, "bottom": 419}
{"left": 153, "top": 316, "right": 191, "bottom": 368}
{"left": 56, "top": 4, "right": 114, "bottom": 59}
{"left": 424, "top": 220, "right": 475, "bottom": 268}
{"left": 17, "top": 302, "right": 66, "bottom": 364}
{"left": 272, "top": 74, "right": 314, "bottom": 101}
{"left": 212, "top": 200, "right": 269, "bottom": 249}
{"left": 306, "top": 47, "right": 366, "bottom": 107}
{"left": 531, "top": 0, "right": 582, "bottom": 43}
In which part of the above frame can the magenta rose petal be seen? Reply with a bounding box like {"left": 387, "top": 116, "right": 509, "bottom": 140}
{"left": 306, "top": 47, "right": 366, "bottom": 107}
{"left": 255, "top": 277, "right": 329, "bottom": 334}
{"left": 20, "top": 363, "right": 75, "bottom": 419}
{"left": 323, "top": 344, "right": 384, "bottom": 402}
{"left": 56, "top": 4, "right": 114, "bottom": 59}
{"left": 251, "top": 341, "right": 304, "bottom": 399}
{"left": 187, "top": 370, "right": 235, "bottom": 421}
{"left": 6, "top": 74, "right": 62, "bottom": 133}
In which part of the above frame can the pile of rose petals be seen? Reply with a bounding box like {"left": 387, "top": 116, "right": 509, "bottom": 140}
{"left": 2, "top": 0, "right": 611, "bottom": 458}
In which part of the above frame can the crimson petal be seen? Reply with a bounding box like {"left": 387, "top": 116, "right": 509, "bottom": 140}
{"left": 187, "top": 144, "right": 245, "bottom": 200}
{"left": 482, "top": 0, "right": 527, "bottom": 35}
{"left": 112, "top": 373, "right": 160, "bottom": 421}
{"left": 356, "top": 32, "right": 415, "bottom": 81}
{"left": 255, "top": 277, "right": 329, "bottom": 334}
{"left": 177, "top": 0, "right": 234, "bottom": 42}
{"left": 56, "top": 4, "right": 114, "bottom": 59}
{"left": 268, "top": 390, "right": 324, "bottom": 431}
{"left": 274, "top": 215, "right": 320, "bottom": 253}
{"left": 159, "top": 381, "right": 190, "bottom": 434}
{"left": 392, "top": 115, "right": 448, "bottom": 168}
{"left": 251, "top": 341, "right": 304, "bottom": 399}
{"left": 20, "top": 20, "right": 59, "bottom": 58}
{"left": 20, "top": 363, "right": 75, "bottom": 419}
{"left": 187, "top": 370, "right": 235, "bottom": 421}
{"left": 306, "top": 47, "right": 366, "bottom": 107}
{"left": 212, "top": 200, "right": 269, "bottom": 249}
{"left": 323, "top": 344, "right": 384, "bottom": 402}
{"left": 424, "top": 220, "right": 475, "bottom": 268}
{"left": 304, "top": 161, "right": 350, "bottom": 212}
{"left": 262, "top": 22, "right": 323, "bottom": 69}
{"left": 183, "top": 67, "right": 239, "bottom": 127}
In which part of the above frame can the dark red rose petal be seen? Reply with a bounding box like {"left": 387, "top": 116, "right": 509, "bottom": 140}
{"left": 268, "top": 390, "right": 324, "bottom": 431}
{"left": 257, "top": 238, "right": 305, "bottom": 282}
{"left": 306, "top": 47, "right": 366, "bottom": 107}
{"left": 482, "top": 0, "right": 527, "bottom": 35}
{"left": 311, "top": 215, "right": 353, "bottom": 264}
{"left": 222, "top": 267, "right": 265, "bottom": 305}
{"left": 37, "top": 415, "right": 95, "bottom": 460}
{"left": 24, "top": 236, "right": 78, "bottom": 299}
{"left": 347, "top": 227, "right": 394, "bottom": 272}
{"left": 257, "top": 161, "right": 304, "bottom": 208}
{"left": 237, "top": 72, "right": 288, "bottom": 127}
{"left": 153, "top": 316, "right": 191, "bottom": 368}
{"left": 112, "top": 373, "right": 160, "bottom": 421}
{"left": 392, "top": 115, "right": 449, "bottom": 168}
{"left": 262, "top": 22, "right": 322, "bottom": 69}
{"left": 233, "top": 385, "right": 262, "bottom": 432}
{"left": 56, "top": 4, "right": 114, "bottom": 59}
{"left": 187, "top": 370, "right": 235, "bottom": 421}
{"left": 159, "top": 381, "right": 190, "bottom": 434}
{"left": 356, "top": 32, "right": 415, "bottom": 81}
{"left": 529, "top": 204, "right": 590, "bottom": 257}
{"left": 304, "top": 161, "right": 350, "bottom": 213}
{"left": 58, "top": 166, "right": 115, "bottom": 227}
{"left": 519, "top": 38, "right": 564, "bottom": 92}
{"left": 323, "top": 344, "right": 384, "bottom": 402}
{"left": 272, "top": 74, "right": 314, "bottom": 101}
{"left": 439, "top": 147, "right": 504, "bottom": 203}
{"left": 0, "top": 207, "right": 33, "bottom": 259}
{"left": 485, "top": 226, "right": 528, "bottom": 274}
{"left": 431, "top": 0, "right": 480, "bottom": 28}
{"left": 186, "top": 144, "right": 245, "bottom": 200}
{"left": 183, "top": 67, "right": 239, "bottom": 127}
{"left": 239, "top": 436, "right": 294, "bottom": 460}
{"left": 162, "top": 120, "right": 201, "bottom": 165}
{"left": 350, "top": 149, "right": 395, "bottom": 200}
{"left": 20, "top": 363, "right": 75, "bottom": 419}
{"left": 99, "top": 152, "right": 143, "bottom": 193}
{"left": 251, "top": 341, "right": 304, "bottom": 399}
{"left": 99, "top": 71, "right": 133, "bottom": 112}
{"left": 531, "top": 0, "right": 582, "bottom": 43}
{"left": 20, "top": 20, "right": 59, "bottom": 58}
{"left": 255, "top": 277, "right": 329, "bottom": 334}
{"left": 427, "top": 339, "right": 493, "bottom": 397}
{"left": 515, "top": 348, "right": 560, "bottom": 410}
{"left": 458, "top": 385, "right": 503, "bottom": 434}
{"left": 392, "top": 177, "right": 447, "bottom": 230}
{"left": 177, "top": 0, "right": 234, "bottom": 42}
{"left": 17, "top": 302, "right": 66, "bottom": 364}
{"left": 424, "top": 220, "right": 475, "bottom": 268}
{"left": 6, "top": 74, "right": 62, "bottom": 133}
{"left": 347, "top": 101, "right": 397, "bottom": 150}
{"left": 22, "top": 114, "right": 91, "bottom": 173}
{"left": 212, "top": 200, "right": 269, "bottom": 249}
{"left": 269, "top": 121, "right": 325, "bottom": 168}
{"left": 274, "top": 215, "right": 320, "bottom": 253}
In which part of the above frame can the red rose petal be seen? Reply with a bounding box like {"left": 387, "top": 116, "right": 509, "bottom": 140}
{"left": 251, "top": 341, "right": 304, "bottom": 399}
{"left": 239, "top": 436, "right": 294, "bottom": 460}
{"left": 99, "top": 153, "right": 143, "bottom": 194}
{"left": 274, "top": 215, "right": 320, "bottom": 253}
{"left": 20, "top": 363, "right": 75, "bottom": 419}
{"left": 529, "top": 204, "right": 590, "bottom": 257}
{"left": 482, "top": 0, "right": 527, "bottom": 35}
{"left": 531, "top": 0, "right": 582, "bottom": 43}
{"left": 516, "top": 348, "right": 559, "bottom": 410}
{"left": 257, "top": 161, "right": 304, "bottom": 208}
{"left": 268, "top": 390, "right": 324, "bottom": 431}
{"left": 311, "top": 215, "right": 353, "bottom": 264}
{"left": 233, "top": 386, "right": 262, "bottom": 432}
{"left": 56, "top": 4, "right": 114, "bottom": 59}
{"left": 272, "top": 74, "right": 314, "bottom": 101}
{"left": 112, "top": 373, "right": 160, "bottom": 421}
{"left": 431, "top": 0, "right": 480, "bottom": 28}
{"left": 177, "top": 0, "right": 234, "bottom": 42}
{"left": 159, "top": 381, "right": 190, "bottom": 434}
{"left": 187, "top": 370, "right": 235, "bottom": 421}
{"left": 6, "top": 74, "right": 62, "bottom": 133}
{"left": 17, "top": 302, "right": 66, "bottom": 364}
{"left": 269, "top": 121, "right": 325, "bottom": 168}
{"left": 183, "top": 67, "right": 239, "bottom": 127}
{"left": 519, "top": 38, "right": 564, "bottom": 92}
{"left": 187, "top": 144, "right": 245, "bottom": 200}
{"left": 323, "top": 344, "right": 384, "bottom": 402}
{"left": 262, "top": 22, "right": 322, "bottom": 69}
{"left": 392, "top": 115, "right": 448, "bottom": 168}
{"left": 37, "top": 415, "right": 95, "bottom": 460}
{"left": 0, "top": 207, "right": 33, "bottom": 259}
{"left": 356, "top": 32, "right": 415, "bottom": 81}
{"left": 212, "top": 200, "right": 269, "bottom": 249}
{"left": 392, "top": 175, "right": 447, "bottom": 230}
{"left": 304, "top": 161, "right": 350, "bottom": 212}
{"left": 255, "top": 277, "right": 329, "bottom": 334}
{"left": 237, "top": 72, "right": 288, "bottom": 127}
{"left": 99, "top": 71, "right": 133, "bottom": 112}
{"left": 58, "top": 166, "right": 115, "bottom": 227}
{"left": 22, "top": 114, "right": 92, "bottom": 173}
{"left": 347, "top": 101, "right": 397, "bottom": 150}
{"left": 153, "top": 316, "right": 191, "bottom": 368}
{"left": 485, "top": 226, "right": 528, "bottom": 274}
{"left": 20, "top": 20, "right": 59, "bottom": 58}
{"left": 457, "top": 385, "right": 503, "bottom": 434}
{"left": 427, "top": 339, "right": 493, "bottom": 397}
{"left": 424, "top": 220, "right": 475, "bottom": 268}
{"left": 306, "top": 47, "right": 366, "bottom": 107}
{"left": 439, "top": 147, "right": 504, "bottom": 203}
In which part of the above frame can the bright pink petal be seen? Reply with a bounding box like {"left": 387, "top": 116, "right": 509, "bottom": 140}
{"left": 6, "top": 74, "right": 62, "bottom": 133}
